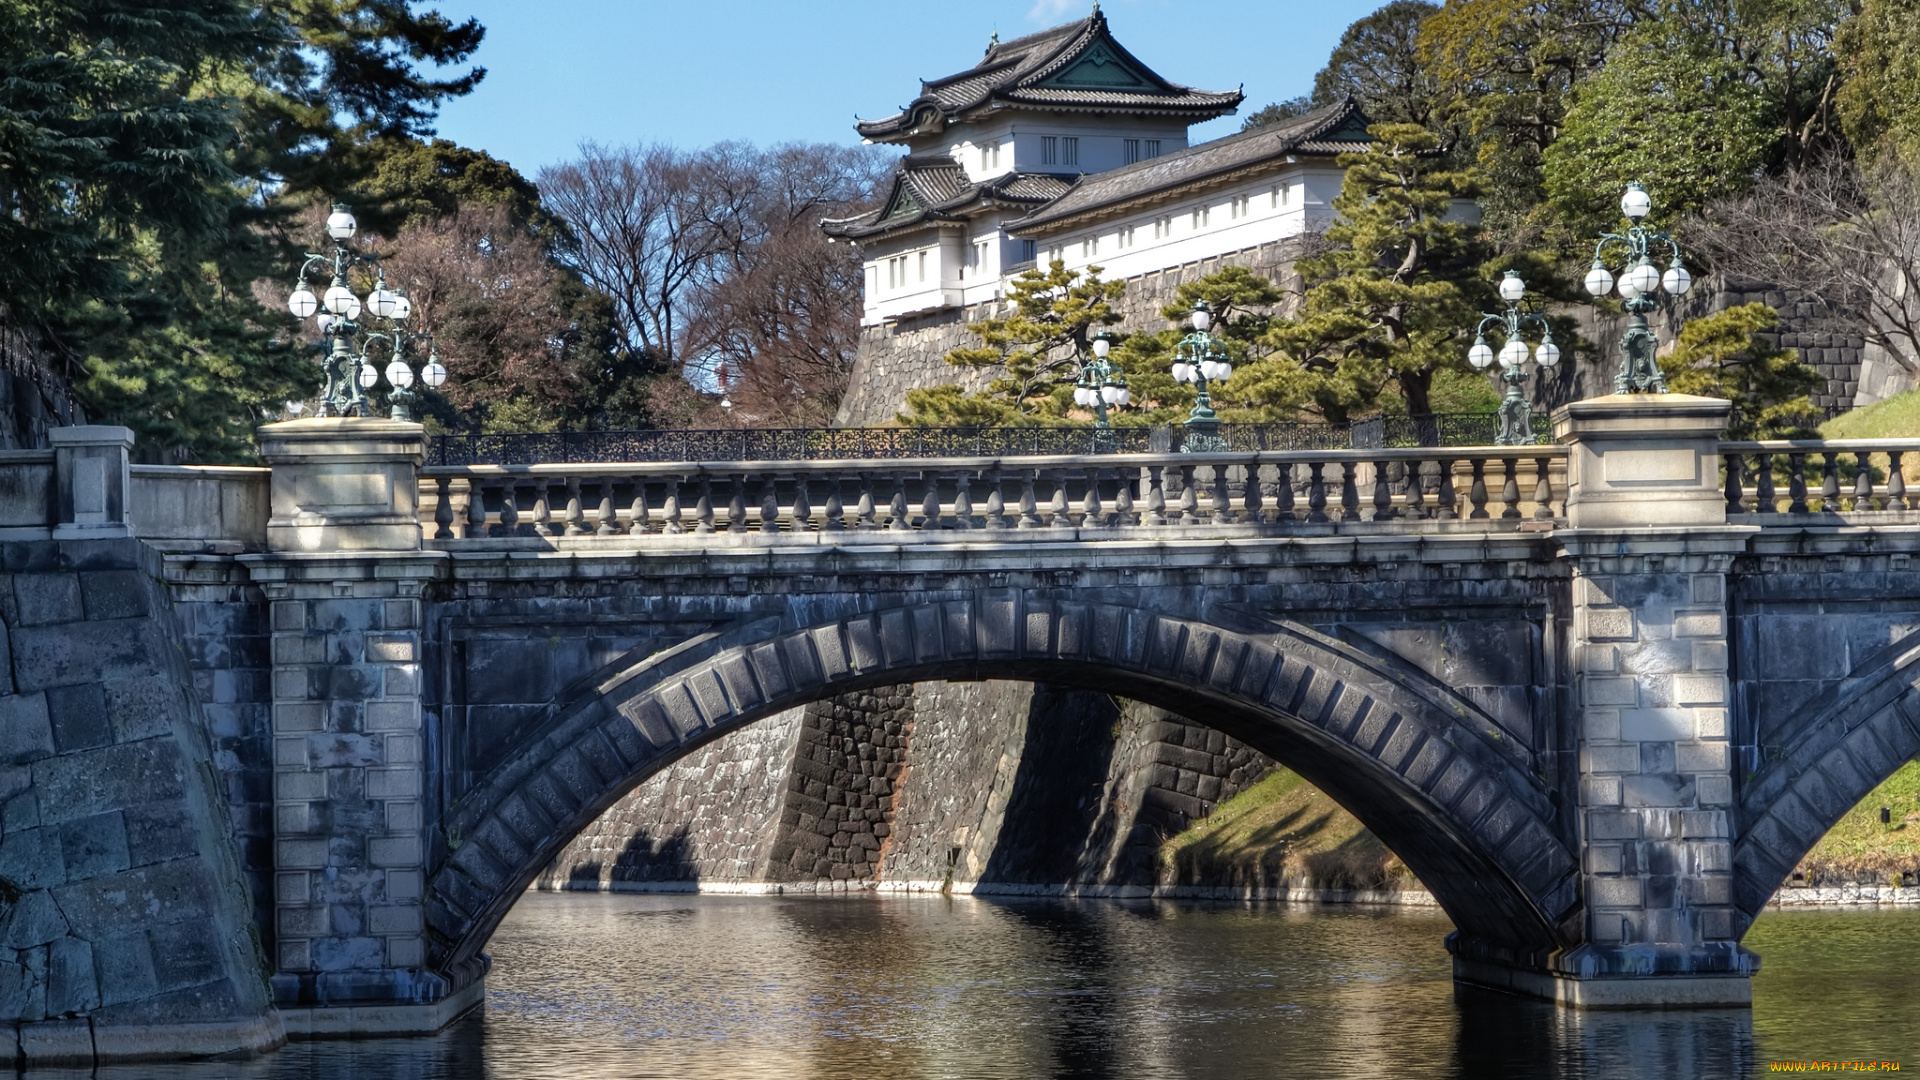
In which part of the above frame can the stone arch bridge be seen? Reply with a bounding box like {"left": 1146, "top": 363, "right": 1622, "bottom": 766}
{"left": 0, "top": 393, "right": 1915, "bottom": 1060}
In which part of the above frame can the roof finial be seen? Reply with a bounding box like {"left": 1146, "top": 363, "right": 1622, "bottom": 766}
{"left": 986, "top": 27, "right": 998, "bottom": 55}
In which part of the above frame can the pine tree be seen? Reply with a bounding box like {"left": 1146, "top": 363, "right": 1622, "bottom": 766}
{"left": 1256, "top": 124, "right": 1489, "bottom": 423}
{"left": 899, "top": 261, "right": 1122, "bottom": 426}
{"left": 1659, "top": 303, "right": 1821, "bottom": 439}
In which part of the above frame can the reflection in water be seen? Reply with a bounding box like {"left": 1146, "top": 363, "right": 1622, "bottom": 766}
{"left": 67, "top": 894, "right": 1920, "bottom": 1079}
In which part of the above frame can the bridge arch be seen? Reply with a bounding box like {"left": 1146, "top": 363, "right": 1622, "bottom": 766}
{"left": 1734, "top": 641, "right": 1920, "bottom": 922}
{"left": 423, "top": 591, "right": 1581, "bottom": 984}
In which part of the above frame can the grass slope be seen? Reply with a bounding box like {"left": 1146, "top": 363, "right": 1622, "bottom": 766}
{"left": 1821, "top": 389, "right": 1920, "bottom": 440}
{"left": 1796, "top": 760, "right": 1920, "bottom": 886}
{"left": 1155, "top": 768, "right": 1415, "bottom": 892}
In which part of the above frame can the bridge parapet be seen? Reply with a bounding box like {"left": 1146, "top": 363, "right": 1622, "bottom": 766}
{"left": 1723, "top": 439, "right": 1920, "bottom": 523}
{"left": 417, "top": 445, "right": 1570, "bottom": 543}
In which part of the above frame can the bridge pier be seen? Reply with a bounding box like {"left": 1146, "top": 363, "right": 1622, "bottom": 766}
{"left": 1453, "top": 394, "right": 1758, "bottom": 1008}
{"left": 242, "top": 419, "right": 474, "bottom": 1033}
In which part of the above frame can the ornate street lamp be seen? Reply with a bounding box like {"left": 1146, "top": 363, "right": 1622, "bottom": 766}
{"left": 1583, "top": 182, "right": 1694, "bottom": 394}
{"left": 1169, "top": 300, "right": 1233, "bottom": 453}
{"left": 286, "top": 204, "right": 448, "bottom": 419}
{"left": 1072, "top": 329, "right": 1130, "bottom": 432}
{"left": 1469, "top": 270, "right": 1561, "bottom": 445}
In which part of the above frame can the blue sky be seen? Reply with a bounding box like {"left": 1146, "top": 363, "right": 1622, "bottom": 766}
{"left": 429, "top": 0, "right": 1392, "bottom": 176}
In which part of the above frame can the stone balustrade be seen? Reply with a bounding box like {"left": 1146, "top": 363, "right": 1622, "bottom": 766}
{"left": 416, "top": 447, "right": 1571, "bottom": 542}
{"left": 1723, "top": 439, "right": 1920, "bottom": 518}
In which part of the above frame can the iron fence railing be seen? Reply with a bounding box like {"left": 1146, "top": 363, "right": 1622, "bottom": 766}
{"left": 424, "top": 414, "right": 1545, "bottom": 466}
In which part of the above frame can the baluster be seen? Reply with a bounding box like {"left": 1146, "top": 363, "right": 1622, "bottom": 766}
{"left": 498, "top": 480, "right": 521, "bottom": 537}
{"left": 1306, "top": 462, "right": 1329, "bottom": 523}
{"left": 1724, "top": 454, "right": 1745, "bottom": 516}
{"left": 1500, "top": 457, "right": 1522, "bottom": 520}
{"left": 532, "top": 480, "right": 553, "bottom": 536}
{"left": 954, "top": 473, "right": 975, "bottom": 529}
{"left": 1114, "top": 467, "right": 1135, "bottom": 526}
{"left": 1211, "top": 465, "right": 1233, "bottom": 524}
{"left": 1820, "top": 451, "right": 1841, "bottom": 514}
{"left": 1082, "top": 467, "right": 1105, "bottom": 528}
{"left": 661, "top": 477, "right": 685, "bottom": 534}
{"left": 822, "top": 476, "right": 845, "bottom": 532}
{"left": 597, "top": 478, "right": 619, "bottom": 535}
{"left": 1788, "top": 453, "right": 1809, "bottom": 514}
{"left": 1275, "top": 463, "right": 1296, "bottom": 522}
{"left": 792, "top": 476, "right": 813, "bottom": 532}
{"left": 466, "top": 478, "right": 487, "bottom": 538}
{"left": 1338, "top": 462, "right": 1360, "bottom": 522}
{"left": 1755, "top": 453, "right": 1776, "bottom": 514}
{"left": 1143, "top": 466, "right": 1167, "bottom": 526}
{"left": 1853, "top": 453, "right": 1874, "bottom": 511}
{"left": 1018, "top": 471, "right": 1041, "bottom": 529}
{"left": 1177, "top": 465, "right": 1201, "bottom": 525}
{"left": 630, "top": 478, "right": 653, "bottom": 535}
{"left": 889, "top": 473, "right": 911, "bottom": 531}
{"left": 1468, "top": 458, "right": 1490, "bottom": 520}
{"left": 921, "top": 477, "right": 943, "bottom": 529}
{"left": 856, "top": 474, "right": 876, "bottom": 530}
{"left": 1890, "top": 452, "right": 1908, "bottom": 511}
{"left": 984, "top": 469, "right": 1008, "bottom": 529}
{"left": 1370, "top": 460, "right": 1394, "bottom": 521}
{"left": 1434, "top": 458, "right": 1458, "bottom": 521}
{"left": 1403, "top": 461, "right": 1427, "bottom": 520}
{"left": 726, "top": 474, "right": 747, "bottom": 533}
{"left": 760, "top": 477, "right": 782, "bottom": 533}
{"left": 695, "top": 475, "right": 716, "bottom": 534}
{"left": 564, "top": 477, "right": 585, "bottom": 535}
{"left": 1049, "top": 469, "right": 1071, "bottom": 528}
{"left": 433, "top": 477, "right": 454, "bottom": 539}
{"left": 1243, "top": 464, "right": 1265, "bottom": 524}
{"left": 1533, "top": 457, "right": 1556, "bottom": 520}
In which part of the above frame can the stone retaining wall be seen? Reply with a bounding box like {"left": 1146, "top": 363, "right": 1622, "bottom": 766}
{"left": 0, "top": 539, "right": 277, "bottom": 1065}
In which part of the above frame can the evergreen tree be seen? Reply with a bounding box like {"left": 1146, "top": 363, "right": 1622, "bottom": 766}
{"left": 1837, "top": 0, "right": 1920, "bottom": 162}
{"left": 1255, "top": 124, "right": 1489, "bottom": 422}
{"left": 900, "top": 261, "right": 1122, "bottom": 426}
{"left": 1659, "top": 303, "right": 1821, "bottom": 439}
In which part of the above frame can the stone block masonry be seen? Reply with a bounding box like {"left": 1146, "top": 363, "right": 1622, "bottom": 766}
{"left": 0, "top": 538, "right": 279, "bottom": 1064}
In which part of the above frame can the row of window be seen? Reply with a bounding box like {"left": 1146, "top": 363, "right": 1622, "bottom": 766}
{"left": 876, "top": 181, "right": 1302, "bottom": 294}
{"left": 1040, "top": 136, "right": 1078, "bottom": 168}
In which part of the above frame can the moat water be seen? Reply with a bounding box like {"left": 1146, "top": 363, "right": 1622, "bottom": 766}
{"left": 92, "top": 892, "right": 1920, "bottom": 1079}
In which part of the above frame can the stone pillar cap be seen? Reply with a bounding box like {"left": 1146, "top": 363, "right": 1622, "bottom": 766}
{"left": 257, "top": 418, "right": 426, "bottom": 463}
{"left": 1552, "top": 394, "right": 1731, "bottom": 441}
{"left": 48, "top": 425, "right": 135, "bottom": 448}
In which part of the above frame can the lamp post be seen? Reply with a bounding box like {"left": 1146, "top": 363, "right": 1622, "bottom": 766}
{"left": 286, "top": 204, "right": 448, "bottom": 419}
{"left": 1469, "top": 270, "right": 1561, "bottom": 445}
{"left": 1072, "top": 329, "right": 1130, "bottom": 444}
{"left": 1583, "top": 182, "right": 1694, "bottom": 394}
{"left": 1169, "top": 300, "right": 1233, "bottom": 453}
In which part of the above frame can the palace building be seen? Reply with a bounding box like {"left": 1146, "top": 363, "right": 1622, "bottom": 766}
{"left": 823, "top": 7, "right": 1377, "bottom": 422}
{"left": 821, "top": 7, "right": 1377, "bottom": 327}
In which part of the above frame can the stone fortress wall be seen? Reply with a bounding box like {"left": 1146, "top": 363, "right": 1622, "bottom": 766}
{"left": 538, "top": 681, "right": 1278, "bottom": 897}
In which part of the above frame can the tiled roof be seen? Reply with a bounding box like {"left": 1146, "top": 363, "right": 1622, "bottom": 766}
{"left": 1010, "top": 98, "right": 1374, "bottom": 233}
{"left": 820, "top": 156, "right": 1075, "bottom": 242}
{"left": 855, "top": 10, "right": 1241, "bottom": 142}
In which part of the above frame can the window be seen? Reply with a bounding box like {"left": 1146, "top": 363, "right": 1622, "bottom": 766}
{"left": 1016, "top": 238, "right": 1037, "bottom": 263}
{"left": 1062, "top": 137, "right": 1079, "bottom": 167}
{"left": 1272, "top": 183, "right": 1292, "bottom": 208}
{"left": 1229, "top": 194, "right": 1251, "bottom": 219}
{"left": 917, "top": 250, "right": 927, "bottom": 283}
{"left": 1081, "top": 234, "right": 1098, "bottom": 258}
{"left": 991, "top": 141, "right": 1001, "bottom": 169}
{"left": 1191, "top": 205, "right": 1210, "bottom": 229}
{"left": 1041, "top": 136, "right": 1057, "bottom": 166}
{"left": 887, "top": 255, "right": 908, "bottom": 289}
{"left": 1153, "top": 215, "right": 1172, "bottom": 239}
{"left": 1124, "top": 139, "right": 1141, "bottom": 165}
{"left": 1145, "top": 140, "right": 1161, "bottom": 159}
{"left": 1046, "top": 244, "right": 1065, "bottom": 265}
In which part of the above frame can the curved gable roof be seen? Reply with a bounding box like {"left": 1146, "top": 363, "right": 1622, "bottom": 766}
{"left": 855, "top": 10, "right": 1241, "bottom": 143}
